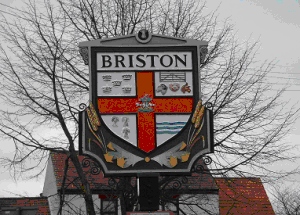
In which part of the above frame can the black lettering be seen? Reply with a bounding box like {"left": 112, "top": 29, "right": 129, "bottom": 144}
{"left": 101, "top": 55, "right": 112, "bottom": 68}
{"left": 128, "top": 55, "right": 134, "bottom": 67}
{"left": 115, "top": 55, "right": 125, "bottom": 68}
{"left": 160, "top": 55, "right": 173, "bottom": 67}
{"left": 174, "top": 54, "right": 187, "bottom": 67}
{"left": 136, "top": 54, "right": 146, "bottom": 68}
{"left": 146, "top": 55, "right": 159, "bottom": 67}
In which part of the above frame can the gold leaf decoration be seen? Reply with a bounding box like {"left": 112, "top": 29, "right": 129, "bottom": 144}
{"left": 87, "top": 108, "right": 98, "bottom": 131}
{"left": 181, "top": 152, "right": 190, "bottom": 162}
{"left": 89, "top": 101, "right": 101, "bottom": 126}
{"left": 169, "top": 156, "right": 178, "bottom": 167}
{"left": 180, "top": 141, "right": 187, "bottom": 151}
{"left": 117, "top": 157, "right": 126, "bottom": 168}
{"left": 195, "top": 106, "right": 205, "bottom": 128}
{"left": 191, "top": 100, "right": 202, "bottom": 123}
{"left": 107, "top": 142, "right": 115, "bottom": 151}
{"left": 104, "top": 153, "right": 113, "bottom": 163}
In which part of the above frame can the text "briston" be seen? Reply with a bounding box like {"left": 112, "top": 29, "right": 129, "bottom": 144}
{"left": 97, "top": 52, "right": 192, "bottom": 71}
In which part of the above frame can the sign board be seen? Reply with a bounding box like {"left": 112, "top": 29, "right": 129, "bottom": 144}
{"left": 79, "top": 30, "right": 213, "bottom": 175}
{"left": 126, "top": 212, "right": 174, "bottom": 215}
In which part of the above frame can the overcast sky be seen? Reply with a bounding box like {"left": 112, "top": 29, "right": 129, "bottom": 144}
{"left": 0, "top": 0, "right": 299, "bottom": 209}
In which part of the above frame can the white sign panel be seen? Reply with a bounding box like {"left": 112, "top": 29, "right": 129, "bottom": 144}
{"left": 97, "top": 52, "right": 192, "bottom": 71}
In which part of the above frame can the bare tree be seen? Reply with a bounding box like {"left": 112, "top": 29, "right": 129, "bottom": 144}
{"left": 0, "top": 0, "right": 96, "bottom": 213}
{"left": 271, "top": 186, "right": 300, "bottom": 215}
{"left": 0, "top": 0, "right": 298, "bottom": 214}
{"left": 58, "top": 0, "right": 299, "bottom": 178}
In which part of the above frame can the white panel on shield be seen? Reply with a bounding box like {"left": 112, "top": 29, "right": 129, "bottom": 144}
{"left": 156, "top": 114, "right": 190, "bottom": 146}
{"left": 97, "top": 72, "right": 136, "bottom": 96}
{"left": 101, "top": 114, "right": 137, "bottom": 146}
{"left": 155, "top": 71, "right": 193, "bottom": 96}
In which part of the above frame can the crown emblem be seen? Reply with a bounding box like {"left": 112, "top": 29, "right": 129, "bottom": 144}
{"left": 102, "top": 86, "right": 112, "bottom": 93}
{"left": 102, "top": 75, "right": 112, "bottom": 81}
{"left": 122, "top": 74, "right": 132, "bottom": 81}
{"left": 112, "top": 80, "right": 122, "bottom": 87}
{"left": 122, "top": 85, "right": 132, "bottom": 93}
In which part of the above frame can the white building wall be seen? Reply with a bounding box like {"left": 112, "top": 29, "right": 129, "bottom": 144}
{"left": 42, "top": 156, "right": 59, "bottom": 215}
{"left": 165, "top": 194, "right": 219, "bottom": 215}
{"left": 179, "top": 194, "right": 219, "bottom": 215}
{"left": 41, "top": 193, "right": 102, "bottom": 215}
{"left": 42, "top": 156, "right": 106, "bottom": 214}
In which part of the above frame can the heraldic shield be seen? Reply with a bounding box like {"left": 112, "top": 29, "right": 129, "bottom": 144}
{"left": 78, "top": 33, "right": 213, "bottom": 175}
{"left": 98, "top": 70, "right": 194, "bottom": 153}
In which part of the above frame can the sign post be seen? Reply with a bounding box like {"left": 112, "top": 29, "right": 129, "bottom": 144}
{"left": 78, "top": 30, "right": 212, "bottom": 212}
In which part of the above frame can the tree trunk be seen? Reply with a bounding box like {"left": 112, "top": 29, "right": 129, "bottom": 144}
{"left": 69, "top": 151, "right": 96, "bottom": 215}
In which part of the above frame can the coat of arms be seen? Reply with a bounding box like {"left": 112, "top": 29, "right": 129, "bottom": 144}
{"left": 79, "top": 32, "right": 213, "bottom": 175}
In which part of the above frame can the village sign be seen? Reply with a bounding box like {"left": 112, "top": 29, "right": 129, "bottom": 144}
{"left": 78, "top": 30, "right": 214, "bottom": 176}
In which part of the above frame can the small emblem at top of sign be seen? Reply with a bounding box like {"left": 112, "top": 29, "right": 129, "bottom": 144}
{"left": 136, "top": 29, "right": 152, "bottom": 44}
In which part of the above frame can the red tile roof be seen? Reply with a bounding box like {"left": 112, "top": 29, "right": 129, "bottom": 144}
{"left": 0, "top": 197, "right": 50, "bottom": 215}
{"left": 215, "top": 178, "right": 275, "bottom": 215}
{"left": 50, "top": 151, "right": 119, "bottom": 190}
{"left": 162, "top": 158, "right": 218, "bottom": 192}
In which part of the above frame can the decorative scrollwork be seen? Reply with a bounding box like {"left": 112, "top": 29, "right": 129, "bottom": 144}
{"left": 192, "top": 163, "right": 205, "bottom": 173}
{"left": 171, "top": 180, "right": 181, "bottom": 189}
{"left": 82, "top": 158, "right": 91, "bottom": 168}
{"left": 203, "top": 156, "right": 212, "bottom": 165}
{"left": 79, "top": 103, "right": 87, "bottom": 111}
{"left": 191, "top": 156, "right": 212, "bottom": 173}
{"left": 159, "top": 175, "right": 189, "bottom": 206}
{"left": 205, "top": 102, "right": 213, "bottom": 109}
{"left": 91, "top": 166, "right": 101, "bottom": 175}
{"left": 161, "top": 176, "right": 188, "bottom": 191}
{"left": 81, "top": 158, "right": 101, "bottom": 175}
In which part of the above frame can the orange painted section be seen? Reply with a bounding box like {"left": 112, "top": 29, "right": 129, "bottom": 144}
{"left": 154, "top": 98, "right": 193, "bottom": 112}
{"left": 136, "top": 72, "right": 154, "bottom": 97}
{"left": 98, "top": 98, "right": 138, "bottom": 113}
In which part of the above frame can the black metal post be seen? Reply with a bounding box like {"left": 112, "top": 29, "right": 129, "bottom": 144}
{"left": 138, "top": 176, "right": 159, "bottom": 211}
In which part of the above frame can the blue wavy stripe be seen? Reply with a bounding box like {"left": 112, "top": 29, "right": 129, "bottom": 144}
{"left": 156, "top": 130, "right": 180, "bottom": 134}
{"left": 156, "top": 121, "right": 186, "bottom": 125}
{"left": 156, "top": 126, "right": 184, "bottom": 130}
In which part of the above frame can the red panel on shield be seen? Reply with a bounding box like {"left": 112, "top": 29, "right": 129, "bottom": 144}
{"left": 137, "top": 112, "right": 155, "bottom": 152}
{"left": 137, "top": 72, "right": 155, "bottom": 152}
{"left": 98, "top": 98, "right": 137, "bottom": 113}
{"left": 152, "top": 98, "right": 193, "bottom": 112}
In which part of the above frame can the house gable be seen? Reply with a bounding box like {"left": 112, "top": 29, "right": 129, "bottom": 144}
{"left": 215, "top": 178, "right": 275, "bottom": 215}
{"left": 45, "top": 151, "right": 275, "bottom": 215}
